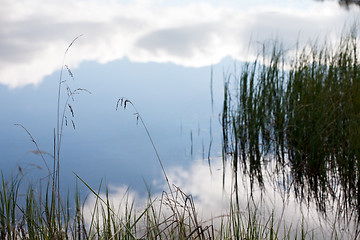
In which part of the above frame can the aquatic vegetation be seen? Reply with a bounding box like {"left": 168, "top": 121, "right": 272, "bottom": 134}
{"left": 222, "top": 28, "right": 360, "bottom": 230}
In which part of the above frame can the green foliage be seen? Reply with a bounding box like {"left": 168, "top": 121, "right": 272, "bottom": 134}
{"left": 222, "top": 30, "right": 360, "bottom": 223}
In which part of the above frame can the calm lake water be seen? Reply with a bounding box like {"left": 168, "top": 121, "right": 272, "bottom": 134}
{"left": 1, "top": 0, "right": 359, "bottom": 237}
{"left": 0, "top": 57, "right": 226, "bottom": 194}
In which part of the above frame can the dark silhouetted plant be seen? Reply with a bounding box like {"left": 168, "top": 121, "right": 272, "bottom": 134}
{"left": 222, "top": 28, "right": 360, "bottom": 231}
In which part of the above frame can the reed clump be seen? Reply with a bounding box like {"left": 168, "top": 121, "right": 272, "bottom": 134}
{"left": 222, "top": 29, "right": 360, "bottom": 227}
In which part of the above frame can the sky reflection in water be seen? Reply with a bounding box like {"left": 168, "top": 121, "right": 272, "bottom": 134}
{"left": 1, "top": 1, "right": 360, "bottom": 236}
{"left": 83, "top": 157, "right": 355, "bottom": 239}
{"left": 1, "top": 0, "right": 359, "bottom": 87}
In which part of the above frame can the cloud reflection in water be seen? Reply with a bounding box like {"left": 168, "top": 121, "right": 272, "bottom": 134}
{"left": 83, "top": 157, "right": 355, "bottom": 239}
{"left": 1, "top": 0, "right": 359, "bottom": 87}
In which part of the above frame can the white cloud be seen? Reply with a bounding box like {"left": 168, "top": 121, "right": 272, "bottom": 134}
{"left": 0, "top": 0, "right": 359, "bottom": 87}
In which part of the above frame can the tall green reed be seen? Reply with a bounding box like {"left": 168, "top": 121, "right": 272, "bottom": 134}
{"left": 222, "top": 29, "right": 360, "bottom": 229}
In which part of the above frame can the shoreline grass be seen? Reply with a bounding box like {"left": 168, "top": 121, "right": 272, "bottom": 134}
{"left": 2, "top": 159, "right": 357, "bottom": 239}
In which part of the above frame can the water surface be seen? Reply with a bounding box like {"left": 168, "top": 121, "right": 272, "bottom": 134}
{"left": 1, "top": 3, "right": 359, "bottom": 235}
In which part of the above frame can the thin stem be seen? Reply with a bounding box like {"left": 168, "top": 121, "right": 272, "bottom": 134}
{"left": 116, "top": 98, "right": 173, "bottom": 195}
